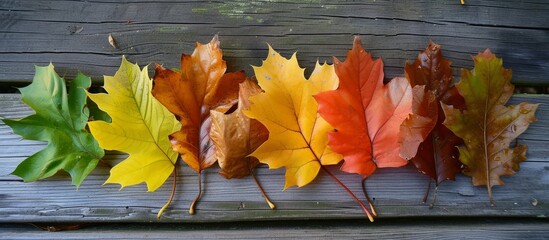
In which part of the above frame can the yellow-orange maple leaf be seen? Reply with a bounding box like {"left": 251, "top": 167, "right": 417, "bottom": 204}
{"left": 244, "top": 46, "right": 342, "bottom": 189}
{"left": 245, "top": 46, "right": 375, "bottom": 221}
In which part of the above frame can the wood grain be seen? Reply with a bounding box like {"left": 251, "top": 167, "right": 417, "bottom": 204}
{"left": 0, "top": 94, "right": 547, "bottom": 223}
{"left": 1, "top": 219, "right": 549, "bottom": 239}
{"left": 0, "top": 0, "right": 548, "bottom": 85}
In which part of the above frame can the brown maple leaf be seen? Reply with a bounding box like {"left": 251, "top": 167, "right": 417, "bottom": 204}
{"left": 210, "top": 79, "right": 268, "bottom": 179}
{"left": 210, "top": 79, "right": 275, "bottom": 209}
{"left": 152, "top": 35, "right": 246, "bottom": 213}
{"left": 405, "top": 42, "right": 465, "bottom": 185}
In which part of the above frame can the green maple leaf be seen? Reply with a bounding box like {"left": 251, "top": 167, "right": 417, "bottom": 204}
{"left": 2, "top": 64, "right": 104, "bottom": 187}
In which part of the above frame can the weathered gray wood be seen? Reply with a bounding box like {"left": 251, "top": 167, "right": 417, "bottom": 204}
{"left": 1, "top": 219, "right": 549, "bottom": 239}
{"left": 1, "top": 0, "right": 548, "bottom": 85}
{"left": 0, "top": 94, "right": 548, "bottom": 223}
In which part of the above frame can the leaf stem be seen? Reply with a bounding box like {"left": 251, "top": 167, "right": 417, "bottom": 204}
{"left": 189, "top": 171, "right": 202, "bottom": 215}
{"left": 422, "top": 178, "right": 432, "bottom": 204}
{"left": 361, "top": 178, "right": 377, "bottom": 217}
{"left": 429, "top": 184, "right": 439, "bottom": 209}
{"left": 251, "top": 169, "right": 276, "bottom": 209}
{"left": 321, "top": 166, "right": 374, "bottom": 222}
{"left": 157, "top": 165, "right": 177, "bottom": 219}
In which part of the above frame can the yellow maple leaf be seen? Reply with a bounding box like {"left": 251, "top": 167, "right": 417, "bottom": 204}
{"left": 244, "top": 46, "right": 342, "bottom": 189}
{"left": 87, "top": 57, "right": 181, "bottom": 192}
{"left": 245, "top": 46, "right": 375, "bottom": 221}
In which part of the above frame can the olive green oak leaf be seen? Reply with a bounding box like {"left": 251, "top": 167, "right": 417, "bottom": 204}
{"left": 442, "top": 50, "right": 538, "bottom": 205}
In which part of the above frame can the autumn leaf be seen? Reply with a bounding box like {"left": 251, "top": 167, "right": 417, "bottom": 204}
{"left": 210, "top": 79, "right": 268, "bottom": 179}
{"left": 209, "top": 79, "right": 274, "bottom": 209}
{"left": 152, "top": 35, "right": 246, "bottom": 213}
{"left": 87, "top": 57, "right": 181, "bottom": 217}
{"left": 2, "top": 65, "right": 104, "bottom": 187}
{"left": 442, "top": 50, "right": 538, "bottom": 205}
{"left": 315, "top": 36, "right": 413, "bottom": 178}
{"left": 399, "top": 85, "right": 437, "bottom": 161}
{"left": 405, "top": 42, "right": 465, "bottom": 186}
{"left": 245, "top": 45, "right": 375, "bottom": 221}
{"left": 245, "top": 47, "right": 341, "bottom": 188}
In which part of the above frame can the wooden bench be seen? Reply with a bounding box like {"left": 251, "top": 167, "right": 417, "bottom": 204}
{"left": 1, "top": 0, "right": 548, "bottom": 238}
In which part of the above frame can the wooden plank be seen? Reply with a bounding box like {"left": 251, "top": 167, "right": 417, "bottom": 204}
{"left": 1, "top": 0, "right": 548, "bottom": 85}
{"left": 0, "top": 94, "right": 548, "bottom": 223}
{"left": 1, "top": 219, "right": 549, "bottom": 239}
